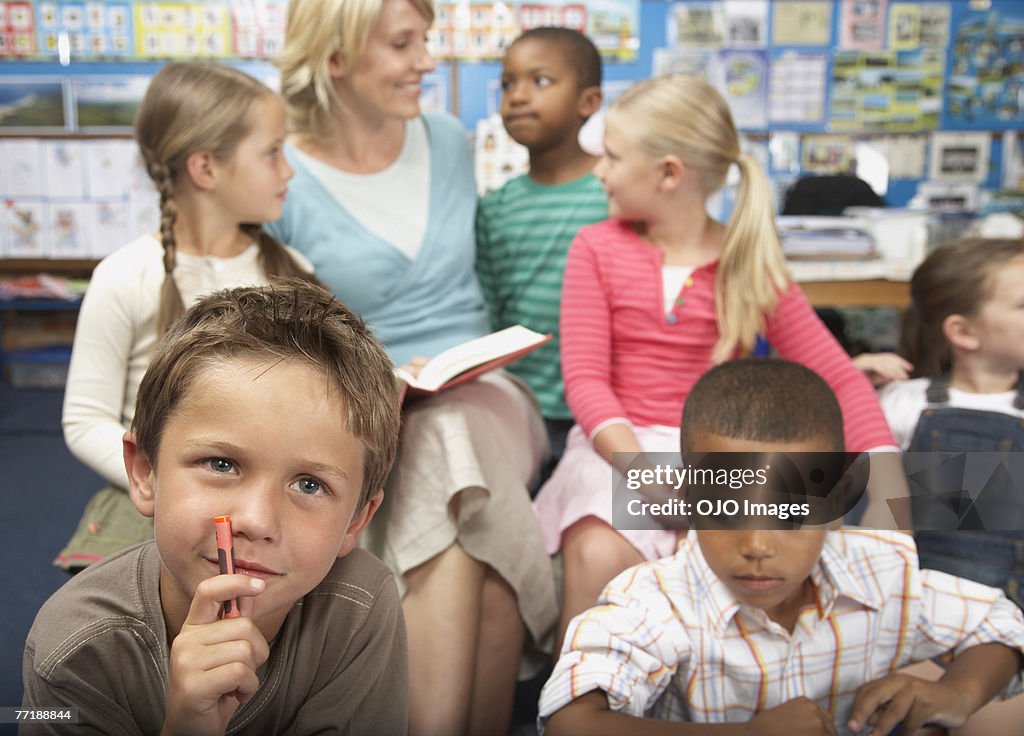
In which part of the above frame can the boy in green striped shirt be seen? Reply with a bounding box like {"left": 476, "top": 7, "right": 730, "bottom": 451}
{"left": 476, "top": 27, "right": 606, "bottom": 485}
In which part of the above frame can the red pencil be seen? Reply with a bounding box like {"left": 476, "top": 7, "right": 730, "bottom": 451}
{"left": 214, "top": 515, "right": 241, "bottom": 619}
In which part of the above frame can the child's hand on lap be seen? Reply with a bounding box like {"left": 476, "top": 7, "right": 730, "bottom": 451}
{"left": 847, "top": 673, "right": 971, "bottom": 735}
{"left": 163, "top": 575, "right": 269, "bottom": 736}
{"left": 747, "top": 697, "right": 837, "bottom": 735}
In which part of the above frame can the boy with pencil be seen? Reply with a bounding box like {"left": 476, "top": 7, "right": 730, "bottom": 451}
{"left": 23, "top": 281, "right": 406, "bottom": 734}
{"left": 540, "top": 358, "right": 1024, "bottom": 735}
{"left": 476, "top": 27, "right": 606, "bottom": 470}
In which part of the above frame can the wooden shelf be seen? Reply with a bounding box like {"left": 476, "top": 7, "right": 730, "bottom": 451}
{"left": 799, "top": 279, "right": 910, "bottom": 309}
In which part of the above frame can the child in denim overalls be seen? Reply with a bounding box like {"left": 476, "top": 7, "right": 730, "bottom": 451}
{"left": 880, "top": 237, "right": 1024, "bottom": 610}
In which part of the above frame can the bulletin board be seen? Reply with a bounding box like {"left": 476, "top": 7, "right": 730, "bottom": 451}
{"left": 0, "top": 0, "right": 1021, "bottom": 259}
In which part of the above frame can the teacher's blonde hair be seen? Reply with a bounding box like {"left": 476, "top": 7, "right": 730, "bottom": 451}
{"left": 607, "top": 74, "right": 790, "bottom": 362}
{"left": 279, "top": 0, "right": 435, "bottom": 139}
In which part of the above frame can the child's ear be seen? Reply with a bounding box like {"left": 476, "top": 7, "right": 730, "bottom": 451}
{"left": 123, "top": 431, "right": 157, "bottom": 518}
{"left": 336, "top": 489, "right": 383, "bottom": 558}
{"left": 184, "top": 150, "right": 217, "bottom": 192}
{"left": 577, "top": 86, "right": 602, "bottom": 120}
{"left": 942, "top": 313, "right": 980, "bottom": 352}
{"left": 658, "top": 156, "right": 686, "bottom": 193}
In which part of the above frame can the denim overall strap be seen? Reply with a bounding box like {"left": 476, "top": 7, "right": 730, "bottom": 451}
{"left": 910, "top": 377, "right": 1024, "bottom": 610}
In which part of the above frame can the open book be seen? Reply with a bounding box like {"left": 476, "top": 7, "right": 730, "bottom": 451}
{"left": 396, "top": 325, "right": 552, "bottom": 401}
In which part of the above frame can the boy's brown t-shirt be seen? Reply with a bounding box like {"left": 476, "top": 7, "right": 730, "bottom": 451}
{"left": 22, "top": 541, "right": 408, "bottom": 734}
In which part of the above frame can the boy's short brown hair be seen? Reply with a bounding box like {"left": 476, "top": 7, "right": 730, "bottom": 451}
{"left": 681, "top": 358, "right": 844, "bottom": 452}
{"left": 131, "top": 278, "right": 401, "bottom": 507}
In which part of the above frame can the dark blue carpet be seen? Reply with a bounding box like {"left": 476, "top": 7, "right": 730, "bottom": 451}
{"left": 0, "top": 382, "right": 103, "bottom": 733}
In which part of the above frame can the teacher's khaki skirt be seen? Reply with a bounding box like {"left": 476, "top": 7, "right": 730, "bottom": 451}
{"left": 360, "top": 371, "right": 557, "bottom": 652}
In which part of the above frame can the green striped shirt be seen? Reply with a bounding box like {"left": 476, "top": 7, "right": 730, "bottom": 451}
{"left": 476, "top": 171, "right": 608, "bottom": 419}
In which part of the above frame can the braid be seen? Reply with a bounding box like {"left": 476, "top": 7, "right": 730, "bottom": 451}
{"left": 241, "top": 223, "right": 322, "bottom": 288}
{"left": 145, "top": 153, "right": 186, "bottom": 336}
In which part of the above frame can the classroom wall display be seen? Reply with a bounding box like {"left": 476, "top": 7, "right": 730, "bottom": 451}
{"left": 771, "top": 0, "right": 831, "bottom": 46}
{"left": 839, "top": 0, "right": 888, "bottom": 51}
{"left": 0, "top": 1, "right": 38, "bottom": 56}
{"left": 801, "top": 134, "right": 854, "bottom": 173}
{"left": 928, "top": 131, "right": 992, "bottom": 182}
{"left": 0, "top": 78, "right": 67, "bottom": 131}
{"left": 0, "top": 0, "right": 1020, "bottom": 227}
{"left": 0, "top": 0, "right": 640, "bottom": 61}
{"left": 431, "top": 0, "right": 639, "bottom": 60}
{"left": 769, "top": 50, "right": 827, "bottom": 124}
{"left": 73, "top": 75, "right": 149, "bottom": 130}
{"left": 0, "top": 138, "right": 157, "bottom": 258}
{"left": 946, "top": 6, "right": 1024, "bottom": 127}
{"left": 36, "top": 1, "right": 133, "bottom": 58}
{"left": 134, "top": 2, "right": 232, "bottom": 58}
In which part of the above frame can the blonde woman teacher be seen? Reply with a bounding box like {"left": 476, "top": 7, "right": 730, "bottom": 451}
{"left": 268, "top": 1, "right": 556, "bottom": 734}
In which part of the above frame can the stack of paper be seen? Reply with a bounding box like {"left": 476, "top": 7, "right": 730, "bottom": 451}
{"left": 776, "top": 216, "right": 877, "bottom": 259}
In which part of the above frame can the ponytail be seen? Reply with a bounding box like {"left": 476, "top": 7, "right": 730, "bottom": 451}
{"left": 712, "top": 152, "right": 790, "bottom": 363}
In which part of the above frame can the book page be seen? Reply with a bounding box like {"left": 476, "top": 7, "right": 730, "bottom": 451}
{"left": 410, "top": 325, "right": 548, "bottom": 392}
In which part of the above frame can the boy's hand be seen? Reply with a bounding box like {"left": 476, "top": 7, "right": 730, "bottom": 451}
{"left": 747, "top": 697, "right": 837, "bottom": 736}
{"left": 162, "top": 575, "right": 269, "bottom": 736}
{"left": 847, "top": 673, "right": 971, "bottom": 735}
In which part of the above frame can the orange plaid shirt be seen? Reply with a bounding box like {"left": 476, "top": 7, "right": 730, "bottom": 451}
{"left": 539, "top": 530, "right": 1024, "bottom": 734}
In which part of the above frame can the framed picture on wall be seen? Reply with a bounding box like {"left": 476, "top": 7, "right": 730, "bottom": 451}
{"left": 0, "top": 78, "right": 68, "bottom": 131}
{"left": 928, "top": 132, "right": 991, "bottom": 182}
{"left": 801, "top": 134, "right": 853, "bottom": 174}
{"left": 72, "top": 75, "right": 149, "bottom": 131}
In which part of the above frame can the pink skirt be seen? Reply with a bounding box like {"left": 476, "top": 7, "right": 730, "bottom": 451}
{"left": 532, "top": 423, "right": 681, "bottom": 561}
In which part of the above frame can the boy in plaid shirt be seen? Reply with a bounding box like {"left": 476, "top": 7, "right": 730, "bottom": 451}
{"left": 540, "top": 358, "right": 1024, "bottom": 736}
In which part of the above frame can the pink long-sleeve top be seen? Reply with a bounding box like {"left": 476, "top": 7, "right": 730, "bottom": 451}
{"left": 560, "top": 219, "right": 895, "bottom": 452}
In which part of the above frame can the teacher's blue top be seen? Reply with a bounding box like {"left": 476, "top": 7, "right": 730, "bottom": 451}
{"left": 268, "top": 111, "right": 489, "bottom": 366}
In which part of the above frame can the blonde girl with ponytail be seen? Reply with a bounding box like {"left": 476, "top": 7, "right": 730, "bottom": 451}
{"left": 59, "top": 62, "right": 318, "bottom": 571}
{"left": 533, "top": 74, "right": 896, "bottom": 643}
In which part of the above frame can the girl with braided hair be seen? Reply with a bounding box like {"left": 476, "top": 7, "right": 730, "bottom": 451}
{"left": 58, "top": 62, "right": 317, "bottom": 572}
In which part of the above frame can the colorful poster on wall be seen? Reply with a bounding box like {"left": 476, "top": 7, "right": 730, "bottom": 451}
{"left": 888, "top": 4, "right": 921, "bottom": 50}
{"left": 3, "top": 201, "right": 46, "bottom": 257}
{"left": 0, "top": 1, "right": 38, "bottom": 56}
{"left": 722, "top": 0, "right": 767, "bottom": 48}
{"left": 801, "top": 134, "right": 853, "bottom": 174}
{"left": 946, "top": 8, "right": 1024, "bottom": 127}
{"left": 230, "top": 0, "right": 286, "bottom": 58}
{"left": 829, "top": 49, "right": 944, "bottom": 131}
{"left": 36, "top": 1, "right": 133, "bottom": 58}
{"left": 769, "top": 50, "right": 827, "bottom": 124}
{"left": 919, "top": 3, "right": 951, "bottom": 48}
{"left": 134, "top": 2, "right": 231, "bottom": 58}
{"left": 652, "top": 47, "right": 716, "bottom": 78}
{"left": 432, "top": 0, "right": 636, "bottom": 60}
{"left": 717, "top": 48, "right": 767, "bottom": 128}
{"left": 839, "top": 0, "right": 887, "bottom": 51}
{"left": 667, "top": 1, "right": 724, "bottom": 48}
{"left": 771, "top": 0, "right": 831, "bottom": 46}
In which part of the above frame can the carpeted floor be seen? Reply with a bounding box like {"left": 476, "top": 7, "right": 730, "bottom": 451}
{"left": 0, "top": 381, "right": 103, "bottom": 734}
